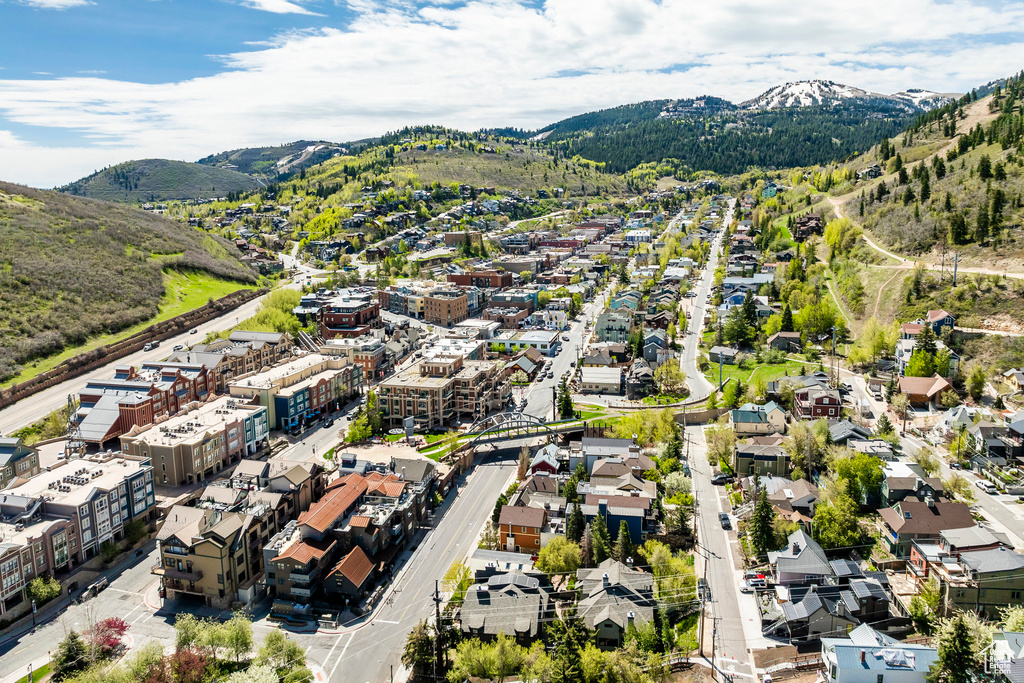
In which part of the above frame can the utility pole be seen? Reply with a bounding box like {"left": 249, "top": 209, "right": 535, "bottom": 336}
{"left": 433, "top": 580, "right": 442, "bottom": 682}
{"left": 718, "top": 355, "right": 724, "bottom": 391}
{"left": 952, "top": 251, "right": 960, "bottom": 287}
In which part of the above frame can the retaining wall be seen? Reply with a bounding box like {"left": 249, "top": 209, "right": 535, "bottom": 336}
{"left": 0, "top": 288, "right": 266, "bottom": 411}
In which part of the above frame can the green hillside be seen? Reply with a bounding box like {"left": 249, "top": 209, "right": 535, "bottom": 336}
{"left": 197, "top": 140, "right": 354, "bottom": 177}
{"left": 59, "top": 158, "right": 261, "bottom": 203}
{"left": 0, "top": 182, "right": 257, "bottom": 382}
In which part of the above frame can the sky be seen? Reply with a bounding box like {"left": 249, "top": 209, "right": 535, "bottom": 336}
{"left": 1, "top": 0, "right": 1023, "bottom": 187}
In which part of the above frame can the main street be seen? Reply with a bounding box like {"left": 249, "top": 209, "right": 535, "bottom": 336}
{"left": 681, "top": 201, "right": 731, "bottom": 404}
{"left": 689, "top": 424, "right": 761, "bottom": 681}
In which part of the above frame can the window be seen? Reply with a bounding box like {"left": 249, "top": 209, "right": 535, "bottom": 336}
{"left": 217, "top": 574, "right": 224, "bottom": 585}
{"left": 877, "top": 676, "right": 884, "bottom": 683}
{"left": 1012, "top": 590, "right": 1021, "bottom": 600}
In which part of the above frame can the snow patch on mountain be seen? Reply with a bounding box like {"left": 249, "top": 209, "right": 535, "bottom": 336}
{"left": 741, "top": 80, "right": 957, "bottom": 112}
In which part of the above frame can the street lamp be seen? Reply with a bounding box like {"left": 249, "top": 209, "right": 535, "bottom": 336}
{"left": 31, "top": 599, "right": 36, "bottom": 629}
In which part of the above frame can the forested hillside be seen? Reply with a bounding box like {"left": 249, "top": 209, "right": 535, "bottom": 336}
{"left": 553, "top": 104, "right": 915, "bottom": 175}
{"left": 0, "top": 182, "right": 255, "bottom": 382}
{"left": 856, "top": 74, "right": 1024, "bottom": 256}
{"left": 60, "top": 159, "right": 261, "bottom": 203}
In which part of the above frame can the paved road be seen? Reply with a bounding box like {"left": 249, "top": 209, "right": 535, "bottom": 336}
{"left": 681, "top": 201, "right": 731, "bottom": 404}
{"left": 689, "top": 425, "right": 757, "bottom": 680}
{"left": 901, "top": 434, "right": 1024, "bottom": 548}
{"left": 523, "top": 287, "right": 609, "bottom": 419}
{"left": 327, "top": 453, "right": 517, "bottom": 683}
{"left": 0, "top": 262, "right": 325, "bottom": 436}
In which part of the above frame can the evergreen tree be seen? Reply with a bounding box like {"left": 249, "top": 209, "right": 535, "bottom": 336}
{"left": 580, "top": 523, "right": 594, "bottom": 567}
{"left": 975, "top": 206, "right": 990, "bottom": 242}
{"left": 917, "top": 325, "right": 937, "bottom": 358}
{"left": 741, "top": 289, "right": 758, "bottom": 327}
{"left": 978, "top": 154, "right": 992, "bottom": 180}
{"left": 557, "top": 376, "right": 575, "bottom": 420}
{"left": 927, "top": 615, "right": 977, "bottom": 683}
{"left": 567, "top": 502, "right": 585, "bottom": 543}
{"left": 875, "top": 412, "right": 895, "bottom": 436}
{"left": 614, "top": 520, "right": 635, "bottom": 563}
{"left": 591, "top": 513, "right": 611, "bottom": 564}
{"left": 748, "top": 482, "right": 778, "bottom": 558}
{"left": 920, "top": 172, "right": 930, "bottom": 202}
{"left": 943, "top": 192, "right": 952, "bottom": 212}
{"left": 780, "top": 305, "right": 794, "bottom": 332}
{"left": 949, "top": 212, "right": 968, "bottom": 244}
{"left": 53, "top": 631, "right": 88, "bottom": 681}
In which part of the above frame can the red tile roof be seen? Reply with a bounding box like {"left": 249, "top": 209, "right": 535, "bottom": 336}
{"left": 272, "top": 538, "right": 335, "bottom": 563}
{"left": 330, "top": 546, "right": 374, "bottom": 587}
{"left": 349, "top": 515, "right": 371, "bottom": 528}
{"left": 299, "top": 477, "right": 367, "bottom": 533}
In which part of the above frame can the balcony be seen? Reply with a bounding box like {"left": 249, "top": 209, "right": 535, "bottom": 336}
{"left": 290, "top": 567, "right": 319, "bottom": 583}
{"left": 390, "top": 523, "right": 403, "bottom": 537}
{"left": 153, "top": 565, "right": 204, "bottom": 582}
{"left": 288, "top": 586, "right": 312, "bottom": 598}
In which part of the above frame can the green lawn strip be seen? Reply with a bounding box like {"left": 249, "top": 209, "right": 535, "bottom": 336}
{"left": 702, "top": 358, "right": 807, "bottom": 389}
{"left": 13, "top": 663, "right": 50, "bottom": 683}
{"left": 3, "top": 270, "right": 258, "bottom": 388}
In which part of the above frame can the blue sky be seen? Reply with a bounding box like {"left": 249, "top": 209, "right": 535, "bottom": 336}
{"left": 1, "top": 0, "right": 1023, "bottom": 187}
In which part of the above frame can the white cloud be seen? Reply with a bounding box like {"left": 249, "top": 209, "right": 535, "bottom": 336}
{"left": 1, "top": 0, "right": 1023, "bottom": 186}
{"left": 239, "top": 0, "right": 323, "bottom": 15}
{"left": 19, "top": 0, "right": 92, "bottom": 8}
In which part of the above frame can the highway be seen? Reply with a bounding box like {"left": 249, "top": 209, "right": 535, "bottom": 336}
{"left": 681, "top": 200, "right": 731, "bottom": 404}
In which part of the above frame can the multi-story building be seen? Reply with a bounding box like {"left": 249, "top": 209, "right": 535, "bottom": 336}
{"left": 319, "top": 335, "right": 391, "bottom": 380}
{"left": 119, "top": 396, "right": 269, "bottom": 486}
{"left": 594, "top": 311, "right": 635, "bottom": 344}
{"left": 228, "top": 355, "right": 364, "bottom": 431}
{"left": 377, "top": 355, "right": 510, "bottom": 430}
{"left": 169, "top": 331, "right": 291, "bottom": 392}
{"left": 0, "top": 452, "right": 155, "bottom": 617}
{"left": 377, "top": 285, "right": 426, "bottom": 319}
{"left": 0, "top": 438, "right": 40, "bottom": 488}
{"left": 482, "top": 307, "right": 531, "bottom": 329}
{"left": 424, "top": 290, "right": 468, "bottom": 327}
{"left": 488, "top": 330, "right": 560, "bottom": 357}
{"left": 74, "top": 361, "right": 216, "bottom": 447}
{"left": 318, "top": 292, "right": 381, "bottom": 339}
{"left": 155, "top": 497, "right": 281, "bottom": 609}
{"left": 489, "top": 288, "right": 537, "bottom": 312}
{"left": 447, "top": 270, "right": 514, "bottom": 289}
{"left": 794, "top": 387, "right": 843, "bottom": 420}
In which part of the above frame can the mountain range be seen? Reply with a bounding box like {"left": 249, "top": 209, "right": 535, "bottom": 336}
{"left": 56, "top": 79, "right": 969, "bottom": 201}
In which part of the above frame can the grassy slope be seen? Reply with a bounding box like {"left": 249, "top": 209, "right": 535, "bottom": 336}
{"left": 2, "top": 270, "right": 257, "bottom": 388}
{"left": 393, "top": 146, "right": 627, "bottom": 195}
{"left": 0, "top": 182, "right": 256, "bottom": 383}
{"left": 60, "top": 158, "right": 261, "bottom": 203}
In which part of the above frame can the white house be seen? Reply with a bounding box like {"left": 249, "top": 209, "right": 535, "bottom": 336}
{"left": 821, "top": 624, "right": 937, "bottom": 683}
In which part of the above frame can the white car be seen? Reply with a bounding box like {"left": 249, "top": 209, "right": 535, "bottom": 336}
{"left": 976, "top": 480, "right": 998, "bottom": 494}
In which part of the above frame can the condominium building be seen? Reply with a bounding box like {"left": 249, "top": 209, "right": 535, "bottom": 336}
{"left": 0, "top": 452, "right": 155, "bottom": 618}
{"left": 319, "top": 335, "right": 391, "bottom": 380}
{"left": 0, "top": 438, "right": 40, "bottom": 488}
{"left": 119, "top": 396, "right": 269, "bottom": 486}
{"left": 318, "top": 292, "right": 381, "bottom": 339}
{"left": 169, "top": 331, "right": 291, "bottom": 391}
{"left": 377, "top": 355, "right": 510, "bottom": 429}
{"left": 447, "top": 270, "right": 514, "bottom": 289}
{"left": 154, "top": 498, "right": 281, "bottom": 609}
{"left": 75, "top": 361, "right": 216, "bottom": 447}
{"left": 228, "top": 355, "right": 364, "bottom": 431}
{"left": 424, "top": 290, "right": 469, "bottom": 327}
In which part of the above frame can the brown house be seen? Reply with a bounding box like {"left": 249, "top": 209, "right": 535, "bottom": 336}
{"left": 898, "top": 375, "right": 953, "bottom": 407}
{"left": 498, "top": 505, "right": 546, "bottom": 553}
{"left": 326, "top": 545, "right": 376, "bottom": 598}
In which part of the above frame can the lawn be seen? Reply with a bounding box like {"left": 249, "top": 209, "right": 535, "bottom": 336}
{"left": 703, "top": 357, "right": 809, "bottom": 390}
{"left": 574, "top": 403, "right": 607, "bottom": 421}
{"left": 13, "top": 664, "right": 50, "bottom": 683}
{"left": 642, "top": 393, "right": 688, "bottom": 405}
{"left": 3, "top": 269, "right": 259, "bottom": 388}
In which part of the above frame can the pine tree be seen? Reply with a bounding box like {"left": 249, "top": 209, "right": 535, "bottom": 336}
{"left": 927, "top": 615, "right": 977, "bottom": 683}
{"left": 592, "top": 513, "right": 611, "bottom": 564}
{"left": 567, "top": 502, "right": 585, "bottom": 543}
{"left": 978, "top": 154, "right": 992, "bottom": 180}
{"left": 748, "top": 484, "right": 778, "bottom": 558}
{"left": 580, "top": 524, "right": 594, "bottom": 567}
{"left": 614, "top": 520, "right": 635, "bottom": 563}
{"left": 780, "top": 305, "right": 794, "bottom": 332}
{"left": 976, "top": 206, "right": 990, "bottom": 243}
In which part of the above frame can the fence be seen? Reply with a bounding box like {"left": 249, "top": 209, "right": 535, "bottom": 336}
{"left": 0, "top": 288, "right": 266, "bottom": 411}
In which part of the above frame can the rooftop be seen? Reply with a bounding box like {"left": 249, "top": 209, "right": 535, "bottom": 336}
{"left": 120, "top": 396, "right": 265, "bottom": 447}
{"left": 1, "top": 451, "right": 150, "bottom": 507}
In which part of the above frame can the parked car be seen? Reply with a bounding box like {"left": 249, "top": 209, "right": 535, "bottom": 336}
{"left": 172, "top": 344, "right": 184, "bottom": 351}
{"left": 742, "top": 577, "right": 767, "bottom": 592}
{"left": 190, "top": 328, "right": 198, "bottom": 334}
{"left": 562, "top": 335, "right": 570, "bottom": 342}
{"left": 976, "top": 480, "right": 998, "bottom": 494}
{"left": 697, "top": 578, "right": 711, "bottom": 601}
{"left": 324, "top": 418, "right": 335, "bottom": 427}
{"left": 711, "top": 473, "right": 734, "bottom": 485}
{"left": 719, "top": 512, "right": 732, "bottom": 530}
{"left": 143, "top": 343, "right": 154, "bottom": 351}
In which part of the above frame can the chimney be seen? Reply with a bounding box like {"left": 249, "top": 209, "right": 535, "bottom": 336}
{"left": 602, "top": 572, "right": 609, "bottom": 587}
{"left": 792, "top": 541, "right": 800, "bottom": 554}
{"left": 627, "top": 611, "right": 635, "bottom": 626}
{"left": 860, "top": 650, "right": 866, "bottom": 664}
